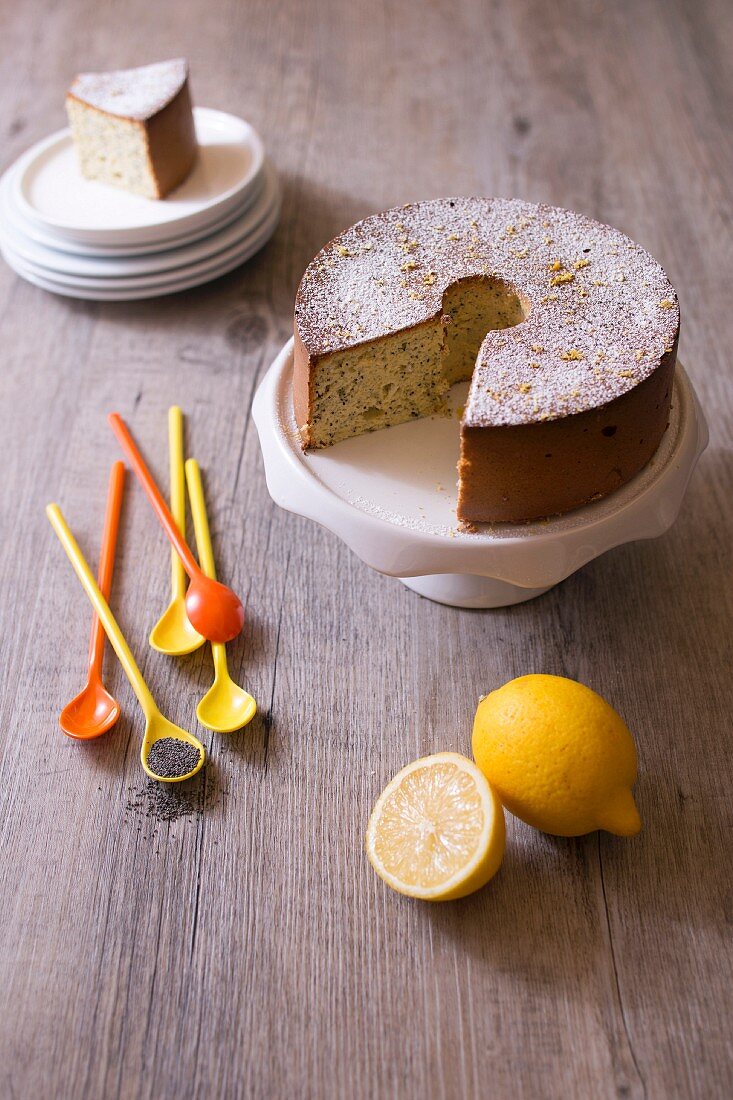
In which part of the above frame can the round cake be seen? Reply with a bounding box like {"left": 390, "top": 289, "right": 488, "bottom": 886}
{"left": 293, "top": 198, "right": 679, "bottom": 522}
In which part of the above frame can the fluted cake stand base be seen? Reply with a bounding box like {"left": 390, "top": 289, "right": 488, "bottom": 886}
{"left": 252, "top": 339, "right": 707, "bottom": 608}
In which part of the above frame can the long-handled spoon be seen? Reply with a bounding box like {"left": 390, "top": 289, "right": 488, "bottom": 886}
{"left": 149, "top": 407, "right": 205, "bottom": 656}
{"left": 46, "top": 504, "right": 205, "bottom": 783}
{"left": 59, "top": 461, "right": 125, "bottom": 739}
{"left": 108, "top": 412, "right": 244, "bottom": 644}
{"left": 185, "top": 459, "right": 257, "bottom": 732}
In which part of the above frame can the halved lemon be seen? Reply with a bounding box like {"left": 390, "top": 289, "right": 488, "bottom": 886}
{"left": 366, "top": 752, "right": 505, "bottom": 901}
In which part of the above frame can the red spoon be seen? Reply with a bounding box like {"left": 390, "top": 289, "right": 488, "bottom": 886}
{"left": 59, "top": 461, "right": 125, "bottom": 739}
{"left": 108, "top": 413, "right": 244, "bottom": 644}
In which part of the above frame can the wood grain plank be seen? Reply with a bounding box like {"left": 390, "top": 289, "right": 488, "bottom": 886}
{"left": 1, "top": 0, "right": 731, "bottom": 1097}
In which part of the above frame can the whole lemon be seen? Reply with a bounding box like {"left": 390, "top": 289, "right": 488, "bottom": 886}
{"left": 472, "top": 675, "right": 641, "bottom": 837}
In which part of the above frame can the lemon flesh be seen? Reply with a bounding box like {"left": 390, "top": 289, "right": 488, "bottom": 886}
{"left": 366, "top": 752, "right": 505, "bottom": 901}
{"left": 472, "top": 674, "right": 642, "bottom": 838}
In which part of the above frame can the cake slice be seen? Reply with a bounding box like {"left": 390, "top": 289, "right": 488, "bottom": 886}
{"left": 65, "top": 59, "right": 198, "bottom": 199}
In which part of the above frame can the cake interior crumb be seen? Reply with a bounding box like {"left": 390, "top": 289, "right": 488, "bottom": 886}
{"left": 307, "top": 276, "right": 527, "bottom": 447}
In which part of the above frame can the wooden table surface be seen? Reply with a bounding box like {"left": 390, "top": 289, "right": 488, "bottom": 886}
{"left": 1, "top": 1, "right": 731, "bottom": 1097}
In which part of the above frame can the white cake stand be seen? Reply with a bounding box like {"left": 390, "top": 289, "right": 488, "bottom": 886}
{"left": 252, "top": 339, "right": 708, "bottom": 608}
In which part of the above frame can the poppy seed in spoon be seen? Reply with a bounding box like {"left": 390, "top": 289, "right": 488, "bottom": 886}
{"left": 147, "top": 738, "right": 201, "bottom": 779}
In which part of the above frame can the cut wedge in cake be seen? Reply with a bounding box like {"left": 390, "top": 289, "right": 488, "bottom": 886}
{"left": 293, "top": 198, "right": 680, "bottom": 523}
{"left": 66, "top": 59, "right": 198, "bottom": 200}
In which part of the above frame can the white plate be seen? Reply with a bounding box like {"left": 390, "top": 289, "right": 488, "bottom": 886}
{"left": 1, "top": 177, "right": 280, "bottom": 290}
{"left": 252, "top": 340, "right": 709, "bottom": 607}
{"left": 1, "top": 190, "right": 279, "bottom": 300}
{"left": 0, "top": 162, "right": 279, "bottom": 280}
{"left": 0, "top": 158, "right": 266, "bottom": 258}
{"left": 11, "top": 107, "right": 265, "bottom": 245}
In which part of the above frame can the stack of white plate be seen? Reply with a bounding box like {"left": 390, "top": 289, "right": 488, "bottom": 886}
{"left": 0, "top": 108, "right": 280, "bottom": 301}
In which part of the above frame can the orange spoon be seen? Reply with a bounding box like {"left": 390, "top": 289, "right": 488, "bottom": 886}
{"left": 59, "top": 461, "right": 125, "bottom": 739}
{"left": 108, "top": 412, "right": 244, "bottom": 644}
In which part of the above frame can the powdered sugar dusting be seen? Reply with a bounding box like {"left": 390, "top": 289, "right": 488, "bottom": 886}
{"left": 68, "top": 59, "right": 189, "bottom": 122}
{"left": 294, "top": 198, "right": 679, "bottom": 427}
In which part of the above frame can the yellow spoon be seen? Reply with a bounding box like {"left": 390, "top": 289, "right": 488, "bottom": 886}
{"left": 46, "top": 504, "right": 205, "bottom": 783}
{"left": 149, "top": 406, "right": 205, "bottom": 656}
{"left": 185, "top": 459, "right": 257, "bottom": 733}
